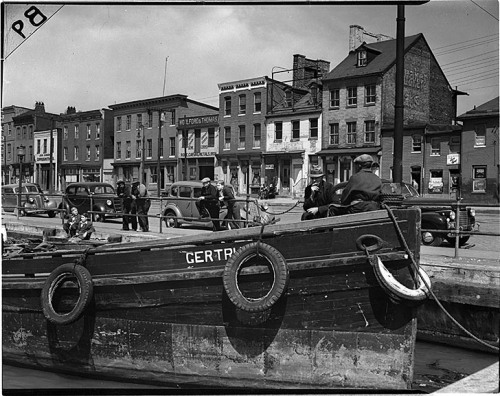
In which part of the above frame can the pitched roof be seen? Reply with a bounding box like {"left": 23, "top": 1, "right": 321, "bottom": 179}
{"left": 323, "top": 33, "right": 423, "bottom": 80}
{"left": 457, "top": 96, "right": 499, "bottom": 119}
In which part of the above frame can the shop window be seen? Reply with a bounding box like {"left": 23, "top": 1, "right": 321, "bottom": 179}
{"left": 412, "top": 134, "right": 422, "bottom": 152}
{"left": 431, "top": 138, "right": 440, "bottom": 156}
{"left": 150, "top": 167, "right": 158, "bottom": 184}
{"left": 428, "top": 170, "right": 443, "bottom": 194}
{"left": 474, "top": 124, "right": 486, "bottom": 147}
{"left": 329, "top": 123, "right": 339, "bottom": 145}
{"left": 330, "top": 89, "right": 340, "bottom": 108}
{"left": 472, "top": 166, "right": 486, "bottom": 193}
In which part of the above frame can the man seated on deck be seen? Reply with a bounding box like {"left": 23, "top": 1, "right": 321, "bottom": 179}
{"left": 301, "top": 165, "right": 336, "bottom": 221}
{"left": 76, "top": 212, "right": 95, "bottom": 240}
{"left": 63, "top": 207, "right": 81, "bottom": 237}
{"left": 329, "top": 154, "right": 382, "bottom": 216}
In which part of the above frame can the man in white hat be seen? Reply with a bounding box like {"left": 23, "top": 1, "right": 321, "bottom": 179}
{"left": 302, "top": 165, "right": 336, "bottom": 221}
{"left": 338, "top": 154, "right": 381, "bottom": 214}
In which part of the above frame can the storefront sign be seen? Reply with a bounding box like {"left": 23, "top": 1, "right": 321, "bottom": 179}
{"left": 186, "top": 152, "right": 216, "bottom": 157}
{"left": 178, "top": 115, "right": 218, "bottom": 128}
{"left": 447, "top": 153, "right": 460, "bottom": 165}
{"left": 35, "top": 154, "right": 51, "bottom": 163}
{"left": 265, "top": 164, "right": 274, "bottom": 170}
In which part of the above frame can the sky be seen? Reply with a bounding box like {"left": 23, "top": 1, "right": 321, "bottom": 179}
{"left": 2, "top": 1, "right": 499, "bottom": 118}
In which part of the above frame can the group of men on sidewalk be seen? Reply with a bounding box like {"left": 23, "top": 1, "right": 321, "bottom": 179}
{"left": 116, "top": 178, "right": 151, "bottom": 232}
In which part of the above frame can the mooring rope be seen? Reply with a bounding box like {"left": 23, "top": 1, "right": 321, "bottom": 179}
{"left": 383, "top": 203, "right": 499, "bottom": 352}
{"left": 263, "top": 200, "right": 302, "bottom": 216}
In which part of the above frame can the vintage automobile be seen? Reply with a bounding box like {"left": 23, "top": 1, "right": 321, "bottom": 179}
{"left": 332, "top": 179, "right": 476, "bottom": 247}
{"left": 1, "top": 183, "right": 58, "bottom": 217}
{"left": 58, "top": 182, "right": 122, "bottom": 222}
{"left": 162, "top": 180, "right": 274, "bottom": 230}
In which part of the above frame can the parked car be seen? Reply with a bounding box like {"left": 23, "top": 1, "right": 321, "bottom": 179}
{"left": 1, "top": 183, "right": 58, "bottom": 217}
{"left": 59, "top": 182, "right": 123, "bottom": 222}
{"left": 161, "top": 181, "right": 274, "bottom": 230}
{"left": 331, "top": 179, "right": 476, "bottom": 247}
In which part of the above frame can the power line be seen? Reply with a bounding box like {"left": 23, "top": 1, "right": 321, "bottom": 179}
{"left": 435, "top": 37, "right": 498, "bottom": 56}
{"left": 459, "top": 83, "right": 499, "bottom": 91}
{"left": 443, "top": 56, "right": 499, "bottom": 71}
{"left": 440, "top": 49, "right": 499, "bottom": 67}
{"left": 446, "top": 64, "right": 498, "bottom": 77}
{"left": 451, "top": 72, "right": 499, "bottom": 85}
{"left": 433, "top": 33, "right": 498, "bottom": 50}
{"left": 470, "top": 0, "right": 499, "bottom": 21}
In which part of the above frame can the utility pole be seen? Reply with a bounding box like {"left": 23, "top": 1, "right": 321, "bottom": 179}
{"left": 393, "top": 4, "right": 405, "bottom": 184}
{"left": 49, "top": 118, "right": 54, "bottom": 193}
{"left": 157, "top": 110, "right": 162, "bottom": 197}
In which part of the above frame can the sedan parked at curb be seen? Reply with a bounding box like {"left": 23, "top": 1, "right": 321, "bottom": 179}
{"left": 332, "top": 179, "right": 476, "bottom": 247}
{"left": 59, "top": 182, "right": 123, "bottom": 222}
{"left": 1, "top": 183, "right": 58, "bottom": 217}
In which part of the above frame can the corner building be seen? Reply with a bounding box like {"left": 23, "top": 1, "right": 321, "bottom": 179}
{"left": 321, "top": 28, "right": 462, "bottom": 194}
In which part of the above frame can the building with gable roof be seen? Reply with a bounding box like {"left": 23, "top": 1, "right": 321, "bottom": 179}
{"left": 457, "top": 96, "right": 499, "bottom": 204}
{"left": 320, "top": 27, "right": 464, "bottom": 195}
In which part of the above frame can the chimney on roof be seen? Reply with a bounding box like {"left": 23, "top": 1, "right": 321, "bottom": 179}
{"left": 34, "top": 101, "right": 45, "bottom": 114}
{"left": 292, "top": 54, "right": 330, "bottom": 90}
{"left": 349, "top": 25, "right": 394, "bottom": 52}
{"left": 66, "top": 106, "right": 76, "bottom": 114}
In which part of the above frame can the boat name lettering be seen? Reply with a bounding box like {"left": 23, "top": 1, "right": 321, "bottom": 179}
{"left": 185, "top": 247, "right": 236, "bottom": 264}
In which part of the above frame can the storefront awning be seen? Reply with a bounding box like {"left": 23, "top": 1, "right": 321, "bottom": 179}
{"left": 261, "top": 150, "right": 305, "bottom": 156}
{"left": 316, "top": 147, "right": 381, "bottom": 156}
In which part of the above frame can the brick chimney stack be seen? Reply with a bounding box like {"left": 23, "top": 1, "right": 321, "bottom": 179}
{"left": 292, "top": 54, "right": 330, "bottom": 90}
{"left": 34, "top": 101, "right": 45, "bottom": 114}
{"left": 66, "top": 106, "right": 76, "bottom": 114}
{"left": 349, "top": 25, "right": 393, "bottom": 52}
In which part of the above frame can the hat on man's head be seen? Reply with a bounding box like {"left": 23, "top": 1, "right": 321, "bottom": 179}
{"left": 117, "top": 179, "right": 125, "bottom": 185}
{"left": 201, "top": 177, "right": 211, "bottom": 183}
{"left": 354, "top": 154, "right": 374, "bottom": 164}
{"left": 132, "top": 177, "right": 139, "bottom": 182}
{"left": 310, "top": 165, "right": 324, "bottom": 178}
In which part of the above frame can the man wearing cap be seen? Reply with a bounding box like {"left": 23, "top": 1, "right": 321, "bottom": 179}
{"left": 339, "top": 154, "right": 381, "bottom": 214}
{"left": 302, "top": 165, "right": 336, "bottom": 221}
{"left": 131, "top": 177, "right": 150, "bottom": 232}
{"left": 197, "top": 177, "right": 222, "bottom": 231}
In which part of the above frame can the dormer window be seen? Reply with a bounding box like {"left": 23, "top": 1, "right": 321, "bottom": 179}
{"left": 285, "top": 91, "right": 292, "bottom": 107}
{"left": 357, "top": 50, "right": 367, "bottom": 67}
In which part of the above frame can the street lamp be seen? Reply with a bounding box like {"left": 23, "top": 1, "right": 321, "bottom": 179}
{"left": 17, "top": 146, "right": 26, "bottom": 219}
{"left": 137, "top": 124, "right": 145, "bottom": 184}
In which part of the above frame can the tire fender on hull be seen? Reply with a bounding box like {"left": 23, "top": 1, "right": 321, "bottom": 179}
{"left": 223, "top": 242, "right": 289, "bottom": 312}
{"left": 41, "top": 263, "right": 93, "bottom": 325}
{"left": 369, "top": 255, "right": 431, "bottom": 302}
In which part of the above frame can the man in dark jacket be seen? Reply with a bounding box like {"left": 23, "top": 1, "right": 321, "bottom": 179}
{"left": 339, "top": 154, "right": 381, "bottom": 214}
{"left": 131, "top": 178, "right": 150, "bottom": 232}
{"left": 197, "top": 177, "right": 222, "bottom": 231}
{"left": 117, "top": 180, "right": 137, "bottom": 231}
{"left": 302, "top": 165, "right": 336, "bottom": 221}
{"left": 216, "top": 180, "right": 241, "bottom": 229}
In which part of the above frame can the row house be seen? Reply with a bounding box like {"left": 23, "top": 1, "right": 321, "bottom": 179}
{"left": 265, "top": 55, "right": 330, "bottom": 198}
{"left": 457, "top": 97, "right": 499, "bottom": 204}
{"left": 58, "top": 106, "right": 114, "bottom": 189}
{"left": 109, "top": 94, "right": 218, "bottom": 191}
{"left": 321, "top": 26, "right": 462, "bottom": 199}
{"left": 3, "top": 102, "right": 59, "bottom": 189}
{"left": 2, "top": 104, "right": 31, "bottom": 184}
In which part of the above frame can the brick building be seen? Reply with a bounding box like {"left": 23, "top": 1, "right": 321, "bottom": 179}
{"left": 265, "top": 54, "right": 330, "bottom": 198}
{"left": 457, "top": 97, "right": 499, "bottom": 204}
{"left": 58, "top": 106, "right": 114, "bottom": 189}
{"left": 4, "top": 102, "right": 59, "bottom": 188}
{"left": 2, "top": 104, "right": 31, "bottom": 184}
{"left": 321, "top": 27, "right": 461, "bottom": 193}
{"left": 109, "top": 95, "right": 218, "bottom": 192}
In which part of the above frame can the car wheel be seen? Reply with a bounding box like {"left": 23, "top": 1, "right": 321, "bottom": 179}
{"left": 164, "top": 210, "right": 179, "bottom": 228}
{"left": 47, "top": 211, "right": 56, "bottom": 218}
{"left": 446, "top": 236, "right": 470, "bottom": 246}
{"left": 421, "top": 224, "right": 443, "bottom": 247}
